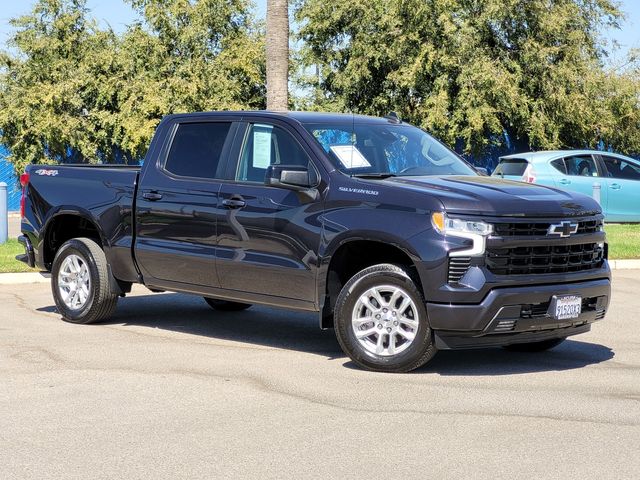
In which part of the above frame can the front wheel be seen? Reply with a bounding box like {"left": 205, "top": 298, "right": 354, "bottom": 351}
{"left": 334, "top": 264, "right": 437, "bottom": 373}
{"left": 503, "top": 338, "right": 566, "bottom": 352}
{"left": 51, "top": 238, "right": 119, "bottom": 324}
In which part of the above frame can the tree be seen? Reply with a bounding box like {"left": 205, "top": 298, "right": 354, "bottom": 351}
{"left": 0, "top": 0, "right": 266, "bottom": 173}
{"left": 0, "top": 0, "right": 123, "bottom": 174}
{"left": 122, "top": 0, "right": 266, "bottom": 156}
{"left": 295, "top": 0, "right": 640, "bottom": 156}
{"left": 266, "top": 0, "right": 289, "bottom": 110}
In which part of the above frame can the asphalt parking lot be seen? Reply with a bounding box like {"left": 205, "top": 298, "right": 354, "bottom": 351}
{"left": 1, "top": 272, "right": 639, "bottom": 480}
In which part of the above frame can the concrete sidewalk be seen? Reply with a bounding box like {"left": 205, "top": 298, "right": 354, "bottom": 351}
{"left": 0, "top": 272, "right": 51, "bottom": 284}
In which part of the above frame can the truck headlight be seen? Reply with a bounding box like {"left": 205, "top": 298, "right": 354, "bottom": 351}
{"left": 431, "top": 212, "right": 493, "bottom": 257}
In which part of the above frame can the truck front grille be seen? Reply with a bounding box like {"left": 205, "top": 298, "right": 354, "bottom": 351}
{"left": 486, "top": 243, "right": 605, "bottom": 275}
{"left": 493, "top": 219, "right": 603, "bottom": 237}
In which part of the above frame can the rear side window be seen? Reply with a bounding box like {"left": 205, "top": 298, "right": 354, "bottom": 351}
{"left": 493, "top": 159, "right": 528, "bottom": 176}
{"left": 550, "top": 159, "right": 567, "bottom": 174}
{"left": 165, "top": 122, "right": 232, "bottom": 178}
{"left": 563, "top": 155, "right": 598, "bottom": 177}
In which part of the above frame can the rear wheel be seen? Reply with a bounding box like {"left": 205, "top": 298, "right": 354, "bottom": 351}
{"left": 51, "top": 238, "right": 118, "bottom": 324}
{"left": 203, "top": 298, "right": 252, "bottom": 311}
{"left": 333, "top": 264, "right": 436, "bottom": 373}
{"left": 503, "top": 338, "right": 566, "bottom": 352}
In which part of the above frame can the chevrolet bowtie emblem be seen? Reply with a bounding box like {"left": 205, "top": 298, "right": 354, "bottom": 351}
{"left": 547, "top": 221, "right": 579, "bottom": 237}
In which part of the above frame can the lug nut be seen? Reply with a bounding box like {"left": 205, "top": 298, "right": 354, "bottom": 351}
{"left": 383, "top": 308, "right": 388, "bottom": 313}
{"left": 375, "top": 314, "right": 381, "bottom": 320}
{"left": 377, "top": 324, "right": 382, "bottom": 329}
{"left": 387, "top": 327, "right": 392, "bottom": 333}
{"left": 393, "top": 321, "right": 398, "bottom": 326}
{"left": 392, "top": 311, "right": 397, "bottom": 316}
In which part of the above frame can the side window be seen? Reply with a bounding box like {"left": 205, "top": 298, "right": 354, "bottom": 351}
{"left": 165, "top": 122, "right": 232, "bottom": 179}
{"left": 603, "top": 156, "right": 640, "bottom": 180}
{"left": 563, "top": 155, "right": 598, "bottom": 177}
{"left": 236, "top": 124, "right": 311, "bottom": 182}
{"left": 550, "top": 159, "right": 567, "bottom": 174}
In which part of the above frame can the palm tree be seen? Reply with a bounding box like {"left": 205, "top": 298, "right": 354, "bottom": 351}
{"left": 266, "top": 0, "right": 289, "bottom": 111}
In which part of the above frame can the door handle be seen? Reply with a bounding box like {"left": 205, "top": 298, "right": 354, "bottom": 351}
{"left": 558, "top": 178, "right": 571, "bottom": 185}
{"left": 610, "top": 183, "right": 621, "bottom": 190}
{"left": 222, "top": 198, "right": 246, "bottom": 209}
{"left": 142, "top": 191, "right": 163, "bottom": 201}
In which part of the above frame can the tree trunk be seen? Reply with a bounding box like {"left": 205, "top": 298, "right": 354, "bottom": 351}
{"left": 266, "top": 0, "right": 289, "bottom": 111}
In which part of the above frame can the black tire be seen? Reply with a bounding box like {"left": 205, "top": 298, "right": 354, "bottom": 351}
{"left": 503, "top": 338, "right": 566, "bottom": 352}
{"left": 51, "top": 237, "right": 119, "bottom": 324}
{"left": 203, "top": 298, "right": 252, "bottom": 311}
{"left": 333, "top": 264, "right": 437, "bottom": 373}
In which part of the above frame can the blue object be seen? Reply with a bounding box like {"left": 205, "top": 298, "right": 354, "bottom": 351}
{"left": 492, "top": 150, "right": 640, "bottom": 222}
{"left": 0, "top": 182, "right": 7, "bottom": 243}
{"left": 0, "top": 147, "right": 20, "bottom": 212}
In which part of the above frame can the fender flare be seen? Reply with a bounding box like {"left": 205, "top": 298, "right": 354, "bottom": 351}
{"left": 316, "top": 233, "right": 422, "bottom": 329}
{"left": 39, "top": 206, "right": 110, "bottom": 267}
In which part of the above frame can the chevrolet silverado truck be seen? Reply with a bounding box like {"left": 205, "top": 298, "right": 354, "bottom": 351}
{"left": 17, "top": 111, "right": 611, "bottom": 372}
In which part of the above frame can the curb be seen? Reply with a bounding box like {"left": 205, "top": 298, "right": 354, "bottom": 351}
{"left": 0, "top": 272, "right": 51, "bottom": 285}
{"left": 608, "top": 259, "right": 640, "bottom": 270}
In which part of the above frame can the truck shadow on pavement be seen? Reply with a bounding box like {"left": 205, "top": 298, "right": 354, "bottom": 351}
{"left": 38, "top": 292, "right": 614, "bottom": 375}
{"left": 417, "top": 341, "right": 614, "bottom": 376}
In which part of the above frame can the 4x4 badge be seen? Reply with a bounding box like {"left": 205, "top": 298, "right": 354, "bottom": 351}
{"left": 547, "top": 221, "right": 578, "bottom": 237}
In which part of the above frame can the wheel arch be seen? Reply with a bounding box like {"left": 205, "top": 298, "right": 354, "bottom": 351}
{"left": 40, "top": 208, "right": 108, "bottom": 270}
{"left": 318, "top": 236, "right": 422, "bottom": 329}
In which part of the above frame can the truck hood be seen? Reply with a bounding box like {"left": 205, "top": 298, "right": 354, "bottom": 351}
{"left": 378, "top": 175, "right": 601, "bottom": 217}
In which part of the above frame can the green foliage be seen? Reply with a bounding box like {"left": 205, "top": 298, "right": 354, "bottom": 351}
{"left": 1, "top": 0, "right": 638, "bottom": 172}
{"left": 295, "top": 0, "right": 640, "bottom": 156}
{"left": 0, "top": 0, "right": 122, "bottom": 173}
{"left": 0, "top": 0, "right": 265, "bottom": 172}
{"left": 604, "top": 224, "right": 640, "bottom": 259}
{"left": 119, "top": 0, "right": 266, "bottom": 158}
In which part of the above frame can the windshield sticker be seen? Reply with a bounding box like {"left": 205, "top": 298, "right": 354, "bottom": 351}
{"left": 330, "top": 145, "right": 371, "bottom": 169}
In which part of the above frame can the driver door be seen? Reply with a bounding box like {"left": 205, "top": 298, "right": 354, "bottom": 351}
{"left": 216, "top": 121, "right": 324, "bottom": 304}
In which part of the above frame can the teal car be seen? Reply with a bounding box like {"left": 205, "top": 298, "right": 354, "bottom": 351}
{"left": 492, "top": 150, "right": 640, "bottom": 222}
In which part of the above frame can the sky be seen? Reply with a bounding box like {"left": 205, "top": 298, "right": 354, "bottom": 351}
{"left": 0, "top": 0, "right": 637, "bottom": 58}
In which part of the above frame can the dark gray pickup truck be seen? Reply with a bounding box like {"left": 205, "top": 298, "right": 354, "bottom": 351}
{"left": 18, "top": 111, "right": 611, "bottom": 372}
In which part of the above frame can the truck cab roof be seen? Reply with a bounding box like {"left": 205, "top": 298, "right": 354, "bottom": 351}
{"left": 163, "top": 110, "right": 401, "bottom": 126}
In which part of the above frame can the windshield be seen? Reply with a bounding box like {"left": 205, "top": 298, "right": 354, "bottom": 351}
{"left": 302, "top": 122, "right": 476, "bottom": 177}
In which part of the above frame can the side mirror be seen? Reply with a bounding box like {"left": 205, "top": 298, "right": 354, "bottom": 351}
{"left": 475, "top": 167, "right": 489, "bottom": 176}
{"left": 266, "top": 165, "right": 318, "bottom": 190}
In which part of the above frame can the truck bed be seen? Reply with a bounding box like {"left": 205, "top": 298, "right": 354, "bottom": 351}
{"left": 22, "top": 163, "right": 141, "bottom": 282}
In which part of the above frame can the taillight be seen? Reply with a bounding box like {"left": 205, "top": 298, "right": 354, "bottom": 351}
{"left": 19, "top": 172, "right": 29, "bottom": 218}
{"left": 522, "top": 164, "right": 536, "bottom": 183}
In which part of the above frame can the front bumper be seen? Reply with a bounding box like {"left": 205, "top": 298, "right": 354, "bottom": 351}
{"left": 427, "top": 278, "right": 610, "bottom": 350}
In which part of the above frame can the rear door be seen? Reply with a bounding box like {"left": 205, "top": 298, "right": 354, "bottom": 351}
{"left": 548, "top": 154, "right": 607, "bottom": 205}
{"left": 600, "top": 155, "right": 640, "bottom": 222}
{"left": 135, "top": 116, "right": 239, "bottom": 288}
{"left": 215, "top": 119, "right": 324, "bottom": 305}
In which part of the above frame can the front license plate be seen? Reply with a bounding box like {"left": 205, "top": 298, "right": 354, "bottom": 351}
{"left": 549, "top": 295, "right": 582, "bottom": 320}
